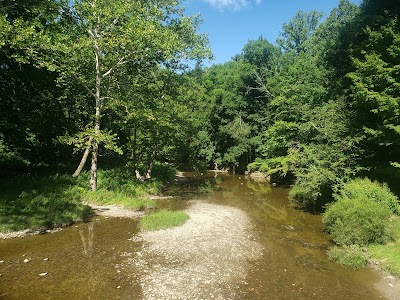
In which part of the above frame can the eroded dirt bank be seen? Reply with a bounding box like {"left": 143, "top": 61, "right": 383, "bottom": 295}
{"left": 129, "top": 202, "right": 263, "bottom": 299}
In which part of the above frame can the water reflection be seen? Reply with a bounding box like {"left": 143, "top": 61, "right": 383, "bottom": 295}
{"left": 79, "top": 223, "right": 94, "bottom": 257}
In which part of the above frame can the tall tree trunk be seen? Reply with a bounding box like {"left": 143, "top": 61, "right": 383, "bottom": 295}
{"left": 90, "top": 138, "right": 98, "bottom": 191}
{"left": 90, "top": 43, "right": 101, "bottom": 191}
{"left": 132, "top": 127, "right": 137, "bottom": 176}
{"left": 145, "top": 149, "right": 156, "bottom": 179}
{"left": 72, "top": 137, "right": 93, "bottom": 177}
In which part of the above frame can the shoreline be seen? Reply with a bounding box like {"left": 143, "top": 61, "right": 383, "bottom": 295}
{"left": 0, "top": 202, "right": 145, "bottom": 240}
{"left": 1, "top": 194, "right": 399, "bottom": 300}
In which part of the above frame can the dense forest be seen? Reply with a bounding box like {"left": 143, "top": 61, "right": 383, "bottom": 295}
{"left": 1, "top": 0, "right": 400, "bottom": 259}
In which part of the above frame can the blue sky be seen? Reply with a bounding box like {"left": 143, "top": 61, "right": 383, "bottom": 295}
{"left": 183, "top": 0, "right": 362, "bottom": 66}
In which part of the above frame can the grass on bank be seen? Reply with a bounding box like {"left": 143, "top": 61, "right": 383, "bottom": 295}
{"left": 327, "top": 245, "right": 367, "bottom": 269}
{"left": 327, "top": 218, "right": 400, "bottom": 275}
{"left": 0, "top": 175, "right": 91, "bottom": 232}
{"left": 140, "top": 209, "right": 189, "bottom": 231}
{"left": 368, "top": 216, "right": 400, "bottom": 277}
{"left": 0, "top": 168, "right": 161, "bottom": 232}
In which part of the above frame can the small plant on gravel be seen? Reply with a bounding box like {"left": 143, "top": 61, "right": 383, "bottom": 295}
{"left": 140, "top": 210, "right": 189, "bottom": 231}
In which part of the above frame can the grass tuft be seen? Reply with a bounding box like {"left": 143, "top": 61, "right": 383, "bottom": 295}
{"left": 140, "top": 209, "right": 189, "bottom": 231}
{"left": 84, "top": 188, "right": 155, "bottom": 211}
{"left": 327, "top": 245, "right": 367, "bottom": 269}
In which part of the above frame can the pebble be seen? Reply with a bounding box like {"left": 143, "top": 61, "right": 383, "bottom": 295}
{"left": 23, "top": 259, "right": 30, "bottom": 263}
{"left": 43, "top": 258, "right": 49, "bottom": 261}
{"left": 39, "top": 272, "right": 48, "bottom": 276}
{"left": 0, "top": 260, "right": 4, "bottom": 264}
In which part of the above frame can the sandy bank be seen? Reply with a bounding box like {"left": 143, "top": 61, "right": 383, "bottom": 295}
{"left": 129, "top": 202, "right": 263, "bottom": 299}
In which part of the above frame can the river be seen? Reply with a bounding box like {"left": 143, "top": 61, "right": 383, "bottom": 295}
{"left": 0, "top": 172, "right": 393, "bottom": 299}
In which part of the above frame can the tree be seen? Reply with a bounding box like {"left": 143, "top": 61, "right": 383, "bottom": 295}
{"left": 0, "top": 0, "right": 71, "bottom": 171}
{"left": 344, "top": 0, "right": 400, "bottom": 166}
{"left": 312, "top": 0, "right": 359, "bottom": 83}
{"left": 3, "top": 0, "right": 210, "bottom": 190}
{"left": 239, "top": 36, "right": 279, "bottom": 68}
{"left": 277, "top": 10, "right": 324, "bottom": 54}
{"left": 202, "top": 60, "right": 265, "bottom": 172}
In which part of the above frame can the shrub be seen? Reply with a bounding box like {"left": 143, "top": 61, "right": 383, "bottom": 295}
{"left": 327, "top": 245, "right": 367, "bottom": 269}
{"left": 336, "top": 177, "right": 400, "bottom": 215}
{"left": 323, "top": 178, "right": 397, "bottom": 246}
{"left": 140, "top": 210, "right": 189, "bottom": 231}
{"left": 151, "top": 163, "right": 177, "bottom": 182}
{"left": 288, "top": 143, "right": 354, "bottom": 211}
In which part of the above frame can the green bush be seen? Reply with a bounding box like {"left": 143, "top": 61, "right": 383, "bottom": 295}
{"left": 77, "top": 168, "right": 162, "bottom": 198}
{"left": 151, "top": 163, "right": 177, "bottom": 182}
{"left": 140, "top": 209, "right": 189, "bottom": 231}
{"left": 336, "top": 177, "right": 400, "bottom": 215}
{"left": 327, "top": 245, "right": 367, "bottom": 269}
{"left": 323, "top": 178, "right": 397, "bottom": 246}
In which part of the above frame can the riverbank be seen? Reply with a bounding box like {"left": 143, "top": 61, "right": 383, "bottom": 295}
{"left": 0, "top": 169, "right": 160, "bottom": 234}
{"left": 0, "top": 203, "right": 144, "bottom": 239}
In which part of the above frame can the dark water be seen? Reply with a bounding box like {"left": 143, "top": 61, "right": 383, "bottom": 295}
{"left": 0, "top": 173, "right": 386, "bottom": 299}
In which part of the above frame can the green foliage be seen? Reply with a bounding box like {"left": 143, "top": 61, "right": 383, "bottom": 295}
{"left": 79, "top": 168, "right": 158, "bottom": 210}
{"left": 323, "top": 197, "right": 392, "bottom": 246}
{"left": 140, "top": 209, "right": 189, "bottom": 231}
{"left": 59, "top": 129, "right": 123, "bottom": 155}
{"left": 259, "top": 121, "right": 299, "bottom": 158}
{"left": 151, "top": 163, "right": 177, "bottom": 182}
{"left": 239, "top": 36, "right": 279, "bottom": 68}
{"left": 202, "top": 60, "right": 265, "bottom": 171}
{"left": 277, "top": 10, "right": 324, "bottom": 54}
{"left": 0, "top": 167, "right": 162, "bottom": 232}
{"left": 288, "top": 142, "right": 355, "bottom": 210}
{"left": 340, "top": 0, "right": 400, "bottom": 166}
{"left": 87, "top": 168, "right": 161, "bottom": 198}
{"left": 323, "top": 178, "right": 397, "bottom": 246}
{"left": 327, "top": 245, "right": 367, "bottom": 269}
{"left": 337, "top": 177, "right": 400, "bottom": 215}
{"left": 248, "top": 156, "right": 293, "bottom": 183}
{"left": 1, "top": 0, "right": 211, "bottom": 185}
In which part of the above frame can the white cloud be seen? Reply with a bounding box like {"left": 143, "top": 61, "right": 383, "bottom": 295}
{"left": 203, "top": 0, "right": 262, "bottom": 11}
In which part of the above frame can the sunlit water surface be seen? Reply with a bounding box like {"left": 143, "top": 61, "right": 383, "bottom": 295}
{"left": 0, "top": 173, "right": 386, "bottom": 299}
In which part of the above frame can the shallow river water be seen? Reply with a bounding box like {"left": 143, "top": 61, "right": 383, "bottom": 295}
{"left": 0, "top": 173, "right": 393, "bottom": 299}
